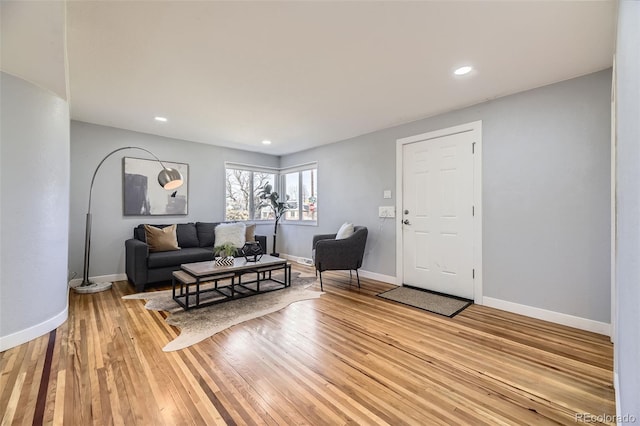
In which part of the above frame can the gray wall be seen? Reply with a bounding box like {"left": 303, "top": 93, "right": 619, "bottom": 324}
{"left": 69, "top": 70, "right": 612, "bottom": 325}
{"left": 68, "top": 121, "right": 279, "bottom": 278}
{"left": 615, "top": 1, "right": 640, "bottom": 418}
{"left": 1, "top": 72, "right": 70, "bottom": 348}
{"left": 280, "top": 69, "right": 611, "bottom": 323}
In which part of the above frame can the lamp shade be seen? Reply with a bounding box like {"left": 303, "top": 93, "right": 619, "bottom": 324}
{"left": 158, "top": 167, "right": 183, "bottom": 190}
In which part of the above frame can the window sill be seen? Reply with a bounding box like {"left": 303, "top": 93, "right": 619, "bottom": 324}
{"left": 282, "top": 221, "right": 318, "bottom": 227}
{"left": 226, "top": 219, "right": 275, "bottom": 223}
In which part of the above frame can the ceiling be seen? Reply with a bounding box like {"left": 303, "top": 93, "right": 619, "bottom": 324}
{"left": 67, "top": 1, "right": 616, "bottom": 156}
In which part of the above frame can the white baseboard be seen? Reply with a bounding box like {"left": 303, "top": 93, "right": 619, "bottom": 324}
{"left": 69, "top": 273, "right": 128, "bottom": 288}
{"left": 323, "top": 269, "right": 398, "bottom": 285}
{"left": 483, "top": 296, "right": 611, "bottom": 336}
{"left": 0, "top": 303, "right": 68, "bottom": 352}
{"left": 280, "top": 254, "right": 314, "bottom": 266}
{"left": 281, "top": 253, "right": 397, "bottom": 285}
{"left": 352, "top": 269, "right": 397, "bottom": 285}
{"left": 614, "top": 372, "right": 621, "bottom": 420}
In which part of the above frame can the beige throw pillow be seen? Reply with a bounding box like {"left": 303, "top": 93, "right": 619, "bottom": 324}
{"left": 245, "top": 223, "right": 256, "bottom": 242}
{"left": 144, "top": 224, "right": 180, "bottom": 252}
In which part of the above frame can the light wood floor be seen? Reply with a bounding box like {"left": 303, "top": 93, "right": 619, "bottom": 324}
{"left": 1, "top": 265, "right": 615, "bottom": 425}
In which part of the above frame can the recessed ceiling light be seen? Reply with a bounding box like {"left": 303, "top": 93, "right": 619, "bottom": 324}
{"left": 262, "top": 140, "right": 272, "bottom": 145}
{"left": 454, "top": 66, "right": 473, "bottom": 76}
{"left": 154, "top": 116, "right": 168, "bottom": 122}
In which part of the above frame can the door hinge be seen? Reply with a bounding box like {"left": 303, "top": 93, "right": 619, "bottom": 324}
{"left": 472, "top": 269, "right": 475, "bottom": 279}
{"left": 472, "top": 205, "right": 475, "bottom": 216}
{"left": 472, "top": 142, "right": 476, "bottom": 154}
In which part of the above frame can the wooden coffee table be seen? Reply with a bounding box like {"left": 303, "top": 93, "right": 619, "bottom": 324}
{"left": 172, "top": 255, "right": 291, "bottom": 310}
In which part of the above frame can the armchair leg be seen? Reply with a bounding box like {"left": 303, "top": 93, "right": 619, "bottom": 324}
{"left": 319, "top": 270, "right": 323, "bottom": 291}
{"left": 349, "top": 270, "right": 352, "bottom": 280}
{"left": 356, "top": 269, "right": 361, "bottom": 288}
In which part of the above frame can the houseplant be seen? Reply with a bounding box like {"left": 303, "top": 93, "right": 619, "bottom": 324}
{"left": 213, "top": 243, "right": 237, "bottom": 266}
{"left": 257, "top": 183, "right": 292, "bottom": 256}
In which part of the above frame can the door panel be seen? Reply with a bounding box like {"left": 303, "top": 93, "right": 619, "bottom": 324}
{"left": 402, "top": 131, "right": 474, "bottom": 299}
{"left": 414, "top": 231, "right": 431, "bottom": 270}
{"left": 415, "top": 172, "right": 430, "bottom": 216}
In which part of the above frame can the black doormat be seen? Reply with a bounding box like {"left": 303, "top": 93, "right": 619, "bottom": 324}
{"left": 378, "top": 286, "right": 472, "bottom": 318}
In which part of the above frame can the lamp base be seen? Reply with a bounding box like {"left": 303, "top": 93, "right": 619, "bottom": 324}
{"left": 74, "top": 281, "right": 113, "bottom": 294}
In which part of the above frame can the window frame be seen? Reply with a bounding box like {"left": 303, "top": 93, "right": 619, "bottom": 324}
{"left": 224, "top": 161, "right": 318, "bottom": 225}
{"left": 279, "top": 163, "right": 318, "bottom": 225}
{"left": 224, "top": 162, "right": 279, "bottom": 222}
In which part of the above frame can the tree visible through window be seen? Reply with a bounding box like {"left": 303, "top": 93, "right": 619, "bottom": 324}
{"left": 225, "top": 168, "right": 275, "bottom": 221}
{"left": 225, "top": 164, "right": 317, "bottom": 223}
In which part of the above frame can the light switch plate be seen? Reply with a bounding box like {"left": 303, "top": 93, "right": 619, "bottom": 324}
{"left": 379, "top": 206, "right": 395, "bottom": 218}
{"left": 383, "top": 190, "right": 392, "bottom": 199}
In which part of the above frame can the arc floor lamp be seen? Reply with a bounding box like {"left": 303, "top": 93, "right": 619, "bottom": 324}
{"left": 74, "top": 146, "right": 184, "bottom": 294}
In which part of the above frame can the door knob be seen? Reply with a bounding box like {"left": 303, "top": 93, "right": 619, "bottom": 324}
{"left": 403, "top": 219, "right": 411, "bottom": 225}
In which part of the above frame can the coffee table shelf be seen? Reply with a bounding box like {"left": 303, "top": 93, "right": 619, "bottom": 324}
{"left": 172, "top": 255, "right": 291, "bottom": 310}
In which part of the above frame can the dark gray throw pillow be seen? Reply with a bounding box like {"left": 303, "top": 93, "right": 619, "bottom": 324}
{"left": 196, "top": 222, "right": 218, "bottom": 247}
{"left": 176, "top": 223, "right": 199, "bottom": 248}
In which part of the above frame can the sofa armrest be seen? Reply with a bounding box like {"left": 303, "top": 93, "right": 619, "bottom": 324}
{"left": 313, "top": 233, "right": 337, "bottom": 249}
{"left": 125, "top": 238, "right": 149, "bottom": 291}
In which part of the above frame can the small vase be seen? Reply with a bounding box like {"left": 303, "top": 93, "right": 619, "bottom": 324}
{"left": 215, "top": 256, "right": 234, "bottom": 267}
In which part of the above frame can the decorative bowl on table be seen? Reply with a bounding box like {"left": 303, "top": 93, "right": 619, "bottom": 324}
{"left": 241, "top": 242, "right": 263, "bottom": 262}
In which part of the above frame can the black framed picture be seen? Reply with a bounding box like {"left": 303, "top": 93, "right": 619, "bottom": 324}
{"left": 123, "top": 157, "right": 189, "bottom": 215}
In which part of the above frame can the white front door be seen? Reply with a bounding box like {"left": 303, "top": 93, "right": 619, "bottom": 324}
{"left": 401, "top": 130, "right": 475, "bottom": 299}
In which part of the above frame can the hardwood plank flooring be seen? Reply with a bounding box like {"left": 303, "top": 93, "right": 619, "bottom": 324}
{"left": 0, "top": 265, "right": 615, "bottom": 425}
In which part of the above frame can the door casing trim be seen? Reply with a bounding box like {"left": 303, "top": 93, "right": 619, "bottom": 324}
{"left": 396, "top": 121, "right": 483, "bottom": 304}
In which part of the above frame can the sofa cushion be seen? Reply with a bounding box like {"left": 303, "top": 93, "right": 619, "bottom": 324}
{"left": 147, "top": 247, "right": 214, "bottom": 268}
{"left": 215, "top": 222, "right": 246, "bottom": 248}
{"left": 196, "top": 222, "right": 218, "bottom": 247}
{"left": 144, "top": 224, "right": 180, "bottom": 252}
{"left": 134, "top": 224, "right": 147, "bottom": 241}
{"left": 176, "top": 223, "right": 199, "bottom": 248}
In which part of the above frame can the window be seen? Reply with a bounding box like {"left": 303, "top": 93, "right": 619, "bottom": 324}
{"left": 225, "top": 166, "right": 276, "bottom": 221}
{"left": 284, "top": 172, "right": 299, "bottom": 220}
{"left": 283, "top": 166, "right": 317, "bottom": 223}
{"left": 225, "top": 162, "right": 317, "bottom": 223}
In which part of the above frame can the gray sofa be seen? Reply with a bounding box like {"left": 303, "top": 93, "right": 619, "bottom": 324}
{"left": 125, "top": 222, "right": 266, "bottom": 292}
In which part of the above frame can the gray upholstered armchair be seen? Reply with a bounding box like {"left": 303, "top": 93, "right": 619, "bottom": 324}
{"left": 312, "top": 226, "right": 368, "bottom": 290}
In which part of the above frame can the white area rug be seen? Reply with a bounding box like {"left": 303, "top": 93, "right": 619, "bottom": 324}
{"left": 123, "top": 273, "right": 322, "bottom": 351}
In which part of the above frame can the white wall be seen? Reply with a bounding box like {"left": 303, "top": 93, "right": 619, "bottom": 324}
{"left": 280, "top": 70, "right": 612, "bottom": 325}
{"left": 0, "top": 73, "right": 70, "bottom": 350}
{"left": 0, "top": 1, "right": 68, "bottom": 100}
{"left": 0, "top": 0, "right": 70, "bottom": 351}
{"left": 614, "top": 1, "right": 640, "bottom": 419}
{"left": 68, "top": 121, "right": 280, "bottom": 279}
